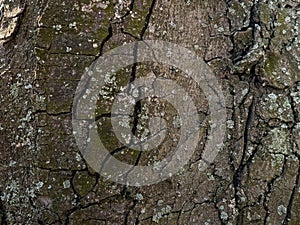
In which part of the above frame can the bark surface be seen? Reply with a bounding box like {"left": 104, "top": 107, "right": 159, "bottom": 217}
{"left": 1, "top": 0, "right": 300, "bottom": 224}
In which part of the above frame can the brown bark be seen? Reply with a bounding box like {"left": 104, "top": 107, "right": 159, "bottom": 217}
{"left": 1, "top": 0, "right": 300, "bottom": 224}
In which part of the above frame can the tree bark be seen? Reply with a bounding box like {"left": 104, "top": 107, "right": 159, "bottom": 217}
{"left": 1, "top": 0, "right": 300, "bottom": 224}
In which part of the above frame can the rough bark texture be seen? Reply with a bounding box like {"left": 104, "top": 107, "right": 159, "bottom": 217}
{"left": 1, "top": 0, "right": 300, "bottom": 224}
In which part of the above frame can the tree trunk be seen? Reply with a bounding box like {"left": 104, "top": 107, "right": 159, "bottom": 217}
{"left": 1, "top": 0, "right": 300, "bottom": 224}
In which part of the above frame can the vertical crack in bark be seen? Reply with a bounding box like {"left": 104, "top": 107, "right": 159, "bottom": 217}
{"left": 233, "top": 92, "right": 255, "bottom": 223}
{"left": 119, "top": 2, "right": 157, "bottom": 222}
{"left": 283, "top": 155, "right": 300, "bottom": 225}
{"left": 282, "top": 89, "right": 300, "bottom": 224}
{"left": 124, "top": 0, "right": 156, "bottom": 170}
{"left": 140, "top": 0, "right": 156, "bottom": 39}
{"left": 124, "top": 200, "right": 138, "bottom": 225}
{"left": 228, "top": 0, "right": 261, "bottom": 65}
{"left": 97, "top": 24, "right": 113, "bottom": 58}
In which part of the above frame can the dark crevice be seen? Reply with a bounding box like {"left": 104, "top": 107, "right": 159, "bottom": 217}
{"left": 233, "top": 92, "right": 255, "bottom": 223}
{"left": 33, "top": 109, "right": 71, "bottom": 117}
{"left": 99, "top": 146, "right": 127, "bottom": 175}
{"left": 95, "top": 112, "right": 112, "bottom": 121}
{"left": 36, "top": 166, "right": 86, "bottom": 173}
{"left": 97, "top": 24, "right": 113, "bottom": 58}
{"left": 120, "top": 28, "right": 139, "bottom": 40}
{"left": 118, "top": 0, "right": 156, "bottom": 200}
{"left": 227, "top": 0, "right": 259, "bottom": 64}
{"left": 140, "top": 0, "right": 156, "bottom": 39}
{"left": 124, "top": 200, "right": 137, "bottom": 225}
{"left": 289, "top": 88, "right": 300, "bottom": 127}
{"left": 283, "top": 155, "right": 300, "bottom": 224}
